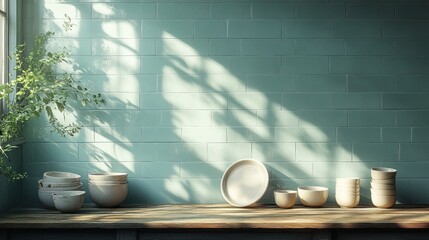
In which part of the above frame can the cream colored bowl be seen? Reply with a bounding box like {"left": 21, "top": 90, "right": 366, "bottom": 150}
{"left": 336, "top": 190, "right": 360, "bottom": 196}
{"left": 89, "top": 180, "right": 128, "bottom": 185}
{"left": 274, "top": 190, "right": 297, "bottom": 209}
{"left": 335, "top": 183, "right": 360, "bottom": 189}
{"left": 370, "top": 181, "right": 395, "bottom": 190}
{"left": 88, "top": 172, "right": 128, "bottom": 182}
{"left": 38, "top": 190, "right": 73, "bottom": 209}
{"left": 371, "top": 195, "right": 396, "bottom": 208}
{"left": 335, "top": 194, "right": 360, "bottom": 208}
{"left": 297, "top": 186, "right": 329, "bottom": 207}
{"left": 39, "top": 179, "right": 82, "bottom": 190}
{"left": 336, "top": 178, "right": 360, "bottom": 185}
{"left": 335, "top": 185, "right": 360, "bottom": 191}
{"left": 370, "top": 188, "right": 396, "bottom": 196}
{"left": 39, "top": 185, "right": 83, "bottom": 192}
{"left": 372, "top": 179, "right": 395, "bottom": 184}
{"left": 89, "top": 183, "right": 128, "bottom": 207}
{"left": 371, "top": 167, "right": 397, "bottom": 180}
{"left": 52, "top": 191, "right": 85, "bottom": 213}
{"left": 43, "top": 171, "right": 81, "bottom": 183}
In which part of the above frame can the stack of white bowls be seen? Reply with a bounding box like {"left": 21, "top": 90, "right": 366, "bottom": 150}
{"left": 38, "top": 171, "right": 83, "bottom": 209}
{"left": 371, "top": 167, "right": 397, "bottom": 208}
{"left": 88, "top": 172, "right": 128, "bottom": 207}
{"left": 335, "top": 178, "right": 360, "bottom": 208}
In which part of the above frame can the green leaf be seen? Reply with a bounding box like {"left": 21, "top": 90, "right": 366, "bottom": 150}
{"left": 0, "top": 15, "right": 105, "bottom": 181}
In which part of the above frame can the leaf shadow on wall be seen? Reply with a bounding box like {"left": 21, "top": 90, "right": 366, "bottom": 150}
{"left": 21, "top": 1, "right": 429, "bottom": 206}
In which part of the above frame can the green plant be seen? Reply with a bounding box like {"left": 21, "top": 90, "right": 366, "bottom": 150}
{"left": 0, "top": 16, "right": 104, "bottom": 181}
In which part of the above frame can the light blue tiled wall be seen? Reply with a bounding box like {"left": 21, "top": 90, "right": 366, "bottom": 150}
{"left": 21, "top": 0, "right": 429, "bottom": 205}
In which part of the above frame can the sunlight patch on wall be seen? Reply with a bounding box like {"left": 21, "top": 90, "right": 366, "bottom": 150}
{"left": 101, "top": 20, "right": 139, "bottom": 38}
{"left": 40, "top": 3, "right": 83, "bottom": 37}
{"left": 161, "top": 38, "right": 200, "bottom": 56}
{"left": 46, "top": 39, "right": 83, "bottom": 56}
{"left": 44, "top": 3, "right": 83, "bottom": 19}
{"left": 103, "top": 75, "right": 140, "bottom": 92}
{"left": 92, "top": 3, "right": 115, "bottom": 16}
{"left": 159, "top": 31, "right": 367, "bottom": 180}
{"left": 95, "top": 38, "right": 139, "bottom": 56}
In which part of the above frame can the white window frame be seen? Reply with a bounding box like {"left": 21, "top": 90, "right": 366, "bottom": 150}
{"left": 0, "top": 0, "right": 7, "bottom": 88}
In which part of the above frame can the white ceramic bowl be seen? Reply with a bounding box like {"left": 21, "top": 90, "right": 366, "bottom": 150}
{"left": 88, "top": 172, "right": 128, "bottom": 182}
{"left": 371, "top": 195, "right": 396, "bottom": 208}
{"left": 336, "top": 191, "right": 359, "bottom": 197}
{"left": 89, "top": 180, "right": 128, "bottom": 185}
{"left": 52, "top": 191, "right": 85, "bottom": 213}
{"left": 43, "top": 171, "right": 81, "bottom": 183}
{"left": 297, "top": 186, "right": 329, "bottom": 207}
{"left": 89, "top": 183, "right": 128, "bottom": 207}
{"left": 370, "top": 181, "right": 395, "bottom": 190}
{"left": 335, "top": 185, "right": 360, "bottom": 191}
{"left": 371, "top": 167, "right": 397, "bottom": 180}
{"left": 335, "top": 184, "right": 360, "bottom": 189}
{"left": 274, "top": 190, "right": 297, "bottom": 209}
{"left": 370, "top": 188, "right": 396, "bottom": 196}
{"left": 38, "top": 190, "right": 69, "bottom": 209}
{"left": 39, "top": 179, "right": 82, "bottom": 189}
{"left": 335, "top": 194, "right": 360, "bottom": 208}
{"left": 371, "top": 178, "right": 395, "bottom": 184}
{"left": 336, "top": 189, "right": 360, "bottom": 195}
{"left": 40, "top": 185, "right": 83, "bottom": 192}
{"left": 336, "top": 178, "right": 360, "bottom": 185}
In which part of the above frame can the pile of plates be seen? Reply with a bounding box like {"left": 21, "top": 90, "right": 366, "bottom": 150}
{"left": 88, "top": 172, "right": 128, "bottom": 207}
{"left": 335, "top": 178, "right": 360, "bottom": 208}
{"left": 38, "top": 171, "right": 83, "bottom": 209}
{"left": 371, "top": 167, "right": 397, "bottom": 208}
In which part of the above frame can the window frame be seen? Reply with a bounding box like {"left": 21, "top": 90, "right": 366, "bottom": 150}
{"left": 0, "top": 0, "right": 7, "bottom": 87}
{"left": 0, "top": 0, "right": 7, "bottom": 113}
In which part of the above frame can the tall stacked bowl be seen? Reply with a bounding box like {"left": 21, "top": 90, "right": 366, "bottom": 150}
{"left": 371, "top": 167, "right": 397, "bottom": 208}
{"left": 88, "top": 172, "right": 128, "bottom": 207}
{"left": 335, "top": 178, "right": 360, "bottom": 208}
{"left": 38, "top": 171, "right": 83, "bottom": 209}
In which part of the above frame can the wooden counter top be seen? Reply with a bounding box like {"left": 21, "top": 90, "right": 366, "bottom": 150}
{"left": 0, "top": 204, "right": 428, "bottom": 229}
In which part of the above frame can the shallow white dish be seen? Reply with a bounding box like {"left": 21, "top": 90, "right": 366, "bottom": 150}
{"left": 221, "top": 159, "right": 269, "bottom": 207}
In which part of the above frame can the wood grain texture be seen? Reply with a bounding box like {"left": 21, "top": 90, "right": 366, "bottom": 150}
{"left": 0, "top": 204, "right": 428, "bottom": 229}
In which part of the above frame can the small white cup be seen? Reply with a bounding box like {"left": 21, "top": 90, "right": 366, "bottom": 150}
{"left": 274, "top": 190, "right": 297, "bottom": 209}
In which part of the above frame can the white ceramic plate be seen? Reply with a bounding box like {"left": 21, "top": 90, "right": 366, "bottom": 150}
{"left": 221, "top": 159, "right": 269, "bottom": 207}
